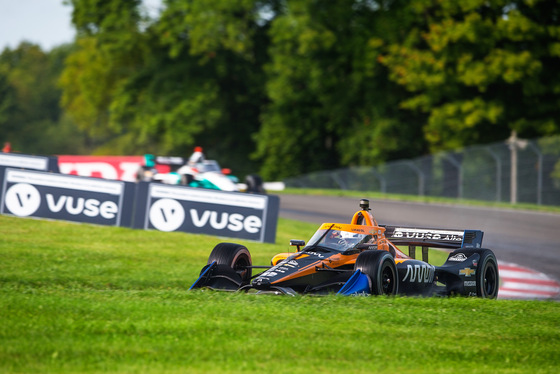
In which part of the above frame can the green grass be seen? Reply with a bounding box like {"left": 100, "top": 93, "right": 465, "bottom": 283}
{"left": 1, "top": 215, "right": 559, "bottom": 373}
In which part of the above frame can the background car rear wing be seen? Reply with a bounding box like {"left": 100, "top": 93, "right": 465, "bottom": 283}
{"left": 155, "top": 156, "right": 185, "bottom": 166}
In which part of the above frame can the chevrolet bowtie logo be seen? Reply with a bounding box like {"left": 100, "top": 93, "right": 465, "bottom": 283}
{"left": 460, "top": 267, "right": 476, "bottom": 277}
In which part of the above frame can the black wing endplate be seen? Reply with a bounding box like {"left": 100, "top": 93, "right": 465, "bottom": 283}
{"left": 189, "top": 261, "right": 247, "bottom": 291}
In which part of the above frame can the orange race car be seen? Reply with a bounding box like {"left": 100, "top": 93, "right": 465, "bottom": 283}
{"left": 190, "top": 199, "right": 499, "bottom": 298}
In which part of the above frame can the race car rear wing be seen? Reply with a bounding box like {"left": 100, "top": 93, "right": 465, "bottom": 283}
{"left": 155, "top": 156, "right": 185, "bottom": 166}
{"left": 384, "top": 225, "right": 483, "bottom": 249}
{"left": 382, "top": 226, "right": 484, "bottom": 262}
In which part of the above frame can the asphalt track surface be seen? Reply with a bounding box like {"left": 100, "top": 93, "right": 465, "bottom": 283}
{"left": 278, "top": 194, "right": 560, "bottom": 283}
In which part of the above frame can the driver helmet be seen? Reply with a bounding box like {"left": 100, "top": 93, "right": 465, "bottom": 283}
{"left": 325, "top": 230, "right": 343, "bottom": 246}
{"left": 188, "top": 146, "right": 205, "bottom": 164}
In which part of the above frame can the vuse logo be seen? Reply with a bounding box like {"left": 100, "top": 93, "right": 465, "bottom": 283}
{"left": 4, "top": 183, "right": 41, "bottom": 216}
{"left": 149, "top": 198, "right": 186, "bottom": 232}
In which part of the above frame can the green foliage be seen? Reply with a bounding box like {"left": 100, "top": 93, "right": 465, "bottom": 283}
{"left": 0, "top": 67, "right": 17, "bottom": 133}
{"left": 58, "top": 0, "right": 276, "bottom": 176}
{"left": 255, "top": 0, "right": 427, "bottom": 179}
{"left": 539, "top": 135, "right": 560, "bottom": 189}
{"left": 380, "top": 0, "right": 560, "bottom": 153}
{"left": 60, "top": 0, "right": 149, "bottom": 151}
{"left": 0, "top": 42, "right": 88, "bottom": 154}
{"left": 158, "top": 0, "right": 262, "bottom": 59}
{"left": 2, "top": 0, "right": 560, "bottom": 180}
{"left": 69, "top": 0, "right": 143, "bottom": 36}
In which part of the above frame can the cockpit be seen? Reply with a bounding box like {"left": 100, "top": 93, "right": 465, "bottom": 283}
{"left": 307, "top": 228, "right": 375, "bottom": 252}
{"left": 192, "top": 160, "right": 222, "bottom": 173}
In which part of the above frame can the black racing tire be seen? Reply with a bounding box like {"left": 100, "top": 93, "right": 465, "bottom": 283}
{"left": 207, "top": 243, "right": 252, "bottom": 282}
{"left": 355, "top": 250, "right": 399, "bottom": 295}
{"left": 449, "top": 248, "right": 499, "bottom": 298}
{"left": 461, "top": 249, "right": 499, "bottom": 299}
{"left": 180, "top": 174, "right": 194, "bottom": 186}
{"left": 136, "top": 166, "right": 154, "bottom": 182}
{"left": 245, "top": 174, "right": 265, "bottom": 194}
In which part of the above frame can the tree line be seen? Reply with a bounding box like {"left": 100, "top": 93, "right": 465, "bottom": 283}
{"left": 1, "top": 0, "right": 559, "bottom": 180}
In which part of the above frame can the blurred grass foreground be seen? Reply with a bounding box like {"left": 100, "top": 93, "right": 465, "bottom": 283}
{"left": 1, "top": 215, "right": 559, "bottom": 373}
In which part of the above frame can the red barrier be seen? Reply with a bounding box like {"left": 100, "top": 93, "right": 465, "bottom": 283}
{"left": 58, "top": 156, "right": 171, "bottom": 181}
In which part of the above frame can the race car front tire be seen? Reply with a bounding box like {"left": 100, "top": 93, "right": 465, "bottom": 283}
{"left": 180, "top": 174, "right": 194, "bottom": 186}
{"left": 207, "top": 243, "right": 252, "bottom": 283}
{"left": 245, "top": 174, "right": 265, "bottom": 194}
{"left": 355, "top": 250, "right": 399, "bottom": 295}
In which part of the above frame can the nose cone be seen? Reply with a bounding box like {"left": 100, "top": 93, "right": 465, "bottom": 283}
{"left": 252, "top": 277, "right": 271, "bottom": 289}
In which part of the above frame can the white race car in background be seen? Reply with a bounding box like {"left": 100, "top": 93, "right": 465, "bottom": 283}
{"left": 137, "top": 147, "right": 266, "bottom": 194}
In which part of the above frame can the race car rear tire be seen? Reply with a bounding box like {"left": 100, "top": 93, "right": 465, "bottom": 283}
{"left": 355, "top": 250, "right": 399, "bottom": 295}
{"left": 471, "top": 249, "right": 499, "bottom": 299}
{"left": 450, "top": 248, "right": 499, "bottom": 299}
{"left": 207, "top": 243, "right": 252, "bottom": 282}
{"left": 245, "top": 174, "right": 265, "bottom": 194}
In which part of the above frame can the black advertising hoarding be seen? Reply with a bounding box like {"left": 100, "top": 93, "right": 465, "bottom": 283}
{"left": 0, "top": 153, "right": 59, "bottom": 187}
{"left": 134, "top": 182, "right": 279, "bottom": 243}
{"left": 0, "top": 169, "right": 134, "bottom": 227}
{"left": 0, "top": 153, "right": 59, "bottom": 172}
{"left": 0, "top": 165, "right": 280, "bottom": 243}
